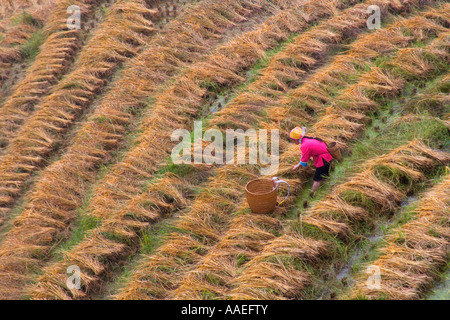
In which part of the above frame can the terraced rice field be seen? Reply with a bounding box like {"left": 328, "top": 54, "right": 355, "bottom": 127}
{"left": 0, "top": 0, "right": 448, "bottom": 300}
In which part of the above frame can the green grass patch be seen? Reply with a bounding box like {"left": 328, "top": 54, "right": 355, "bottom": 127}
{"left": 20, "top": 30, "right": 45, "bottom": 61}
{"left": 138, "top": 222, "right": 171, "bottom": 255}
{"left": 426, "top": 263, "right": 450, "bottom": 300}
{"left": 11, "top": 11, "right": 40, "bottom": 27}
{"left": 157, "top": 162, "right": 198, "bottom": 177}
{"left": 52, "top": 214, "right": 101, "bottom": 260}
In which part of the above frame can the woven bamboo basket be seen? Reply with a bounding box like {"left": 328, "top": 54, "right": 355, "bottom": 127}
{"left": 327, "top": 141, "right": 342, "bottom": 162}
{"left": 245, "top": 178, "right": 290, "bottom": 214}
{"left": 245, "top": 179, "right": 277, "bottom": 214}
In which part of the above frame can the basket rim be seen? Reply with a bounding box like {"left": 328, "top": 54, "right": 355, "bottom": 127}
{"left": 245, "top": 178, "right": 276, "bottom": 196}
{"left": 328, "top": 141, "right": 337, "bottom": 147}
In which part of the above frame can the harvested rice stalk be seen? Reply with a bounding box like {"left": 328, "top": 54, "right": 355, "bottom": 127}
{"left": 303, "top": 140, "right": 450, "bottom": 239}
{"left": 228, "top": 234, "right": 329, "bottom": 300}
{"left": 171, "top": 214, "right": 283, "bottom": 299}
{"left": 230, "top": 141, "right": 448, "bottom": 300}
{"left": 350, "top": 176, "right": 450, "bottom": 299}
{"left": 0, "top": 0, "right": 44, "bottom": 19}
{"left": 0, "top": 0, "right": 160, "bottom": 213}
{"left": 29, "top": 173, "right": 205, "bottom": 300}
{"left": 209, "top": 0, "right": 379, "bottom": 130}
{"left": 114, "top": 160, "right": 265, "bottom": 299}
{"left": 311, "top": 33, "right": 449, "bottom": 150}
{"left": 0, "top": 0, "right": 103, "bottom": 148}
{"left": 0, "top": 0, "right": 59, "bottom": 74}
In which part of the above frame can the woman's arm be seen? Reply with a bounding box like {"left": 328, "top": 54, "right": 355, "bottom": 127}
{"left": 293, "top": 143, "right": 310, "bottom": 170}
{"left": 300, "top": 143, "right": 311, "bottom": 166}
{"left": 293, "top": 160, "right": 308, "bottom": 170}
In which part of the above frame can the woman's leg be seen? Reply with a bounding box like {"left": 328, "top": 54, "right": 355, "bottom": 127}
{"left": 312, "top": 181, "right": 322, "bottom": 192}
{"left": 311, "top": 161, "right": 330, "bottom": 196}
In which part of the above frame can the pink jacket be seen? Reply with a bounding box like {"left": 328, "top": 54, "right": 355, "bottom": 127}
{"left": 300, "top": 137, "right": 333, "bottom": 168}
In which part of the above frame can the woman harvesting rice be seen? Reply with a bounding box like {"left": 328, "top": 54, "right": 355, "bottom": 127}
{"left": 290, "top": 127, "right": 333, "bottom": 197}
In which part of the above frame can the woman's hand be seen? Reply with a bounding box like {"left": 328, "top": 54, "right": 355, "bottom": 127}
{"left": 292, "top": 163, "right": 301, "bottom": 171}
